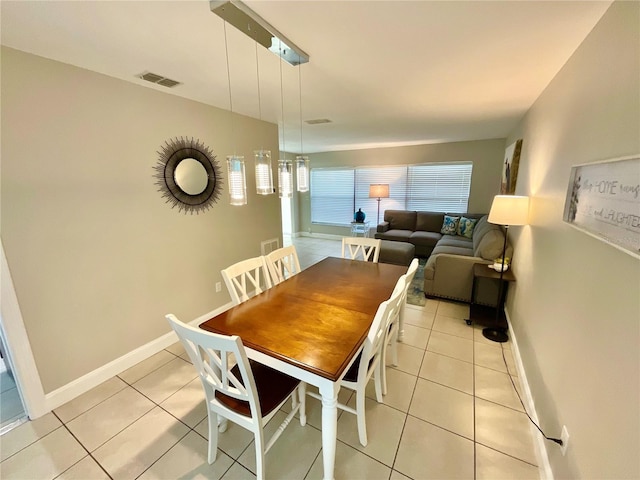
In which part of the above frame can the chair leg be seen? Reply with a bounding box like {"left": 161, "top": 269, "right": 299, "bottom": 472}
{"left": 356, "top": 389, "right": 368, "bottom": 447}
{"left": 390, "top": 328, "right": 399, "bottom": 366}
{"left": 254, "top": 430, "right": 266, "bottom": 480}
{"left": 298, "top": 382, "right": 307, "bottom": 426}
{"left": 374, "top": 364, "right": 384, "bottom": 403}
{"left": 398, "top": 305, "right": 406, "bottom": 342}
{"left": 218, "top": 418, "right": 229, "bottom": 433}
{"left": 381, "top": 344, "right": 389, "bottom": 396}
{"left": 207, "top": 412, "right": 219, "bottom": 464}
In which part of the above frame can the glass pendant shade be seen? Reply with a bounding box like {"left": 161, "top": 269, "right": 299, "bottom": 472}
{"left": 296, "top": 155, "right": 310, "bottom": 192}
{"left": 254, "top": 150, "right": 274, "bottom": 195}
{"left": 226, "top": 155, "right": 247, "bottom": 205}
{"left": 278, "top": 159, "right": 293, "bottom": 198}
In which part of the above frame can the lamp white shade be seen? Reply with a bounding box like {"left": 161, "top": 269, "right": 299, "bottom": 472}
{"left": 488, "top": 195, "right": 529, "bottom": 226}
{"left": 254, "top": 150, "right": 274, "bottom": 195}
{"left": 227, "top": 155, "right": 247, "bottom": 206}
{"left": 369, "top": 184, "right": 389, "bottom": 198}
{"left": 296, "top": 156, "right": 310, "bottom": 192}
{"left": 278, "top": 159, "right": 293, "bottom": 198}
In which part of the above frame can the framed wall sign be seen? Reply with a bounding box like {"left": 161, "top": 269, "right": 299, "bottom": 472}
{"left": 501, "top": 139, "right": 523, "bottom": 194}
{"left": 563, "top": 154, "right": 640, "bottom": 258}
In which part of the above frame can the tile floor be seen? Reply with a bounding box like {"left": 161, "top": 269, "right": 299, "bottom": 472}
{"left": 0, "top": 236, "right": 541, "bottom": 480}
{"left": 0, "top": 358, "right": 28, "bottom": 435}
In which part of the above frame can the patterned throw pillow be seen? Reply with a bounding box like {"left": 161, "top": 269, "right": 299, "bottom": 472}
{"left": 457, "top": 216, "right": 478, "bottom": 239}
{"left": 440, "top": 215, "right": 460, "bottom": 235}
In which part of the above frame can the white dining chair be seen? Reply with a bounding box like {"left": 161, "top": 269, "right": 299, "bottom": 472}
{"left": 307, "top": 275, "right": 405, "bottom": 446}
{"left": 166, "top": 314, "right": 306, "bottom": 480}
{"left": 265, "top": 245, "right": 302, "bottom": 285}
{"left": 381, "top": 258, "right": 419, "bottom": 394}
{"left": 397, "top": 258, "right": 420, "bottom": 343}
{"left": 341, "top": 237, "right": 382, "bottom": 263}
{"left": 221, "top": 256, "right": 272, "bottom": 305}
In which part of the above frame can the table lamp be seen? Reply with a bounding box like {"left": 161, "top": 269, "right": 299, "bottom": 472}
{"left": 484, "top": 195, "right": 529, "bottom": 342}
{"left": 369, "top": 184, "right": 389, "bottom": 225}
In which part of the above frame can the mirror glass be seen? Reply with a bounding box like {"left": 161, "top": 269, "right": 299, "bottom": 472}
{"left": 174, "top": 158, "right": 208, "bottom": 195}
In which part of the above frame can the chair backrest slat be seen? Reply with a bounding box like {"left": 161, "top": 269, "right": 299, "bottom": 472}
{"left": 341, "top": 237, "right": 381, "bottom": 263}
{"left": 166, "top": 314, "right": 262, "bottom": 418}
{"left": 222, "top": 256, "right": 272, "bottom": 305}
{"left": 265, "top": 245, "right": 301, "bottom": 285}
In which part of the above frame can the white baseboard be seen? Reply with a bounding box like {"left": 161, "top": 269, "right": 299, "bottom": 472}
{"left": 44, "top": 303, "right": 233, "bottom": 412}
{"left": 298, "top": 232, "right": 343, "bottom": 241}
{"left": 505, "top": 309, "right": 553, "bottom": 480}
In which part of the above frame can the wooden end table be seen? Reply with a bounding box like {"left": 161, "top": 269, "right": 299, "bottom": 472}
{"left": 466, "top": 263, "right": 516, "bottom": 342}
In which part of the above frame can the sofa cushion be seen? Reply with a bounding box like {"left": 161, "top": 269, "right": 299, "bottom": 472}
{"left": 416, "top": 212, "right": 445, "bottom": 232}
{"left": 431, "top": 244, "right": 475, "bottom": 257}
{"left": 475, "top": 229, "right": 505, "bottom": 260}
{"left": 440, "top": 215, "right": 460, "bottom": 235}
{"left": 437, "top": 234, "right": 473, "bottom": 249}
{"left": 375, "top": 229, "right": 413, "bottom": 242}
{"left": 383, "top": 210, "right": 417, "bottom": 231}
{"left": 409, "top": 231, "right": 442, "bottom": 247}
{"left": 457, "top": 216, "right": 478, "bottom": 239}
{"left": 472, "top": 216, "right": 492, "bottom": 251}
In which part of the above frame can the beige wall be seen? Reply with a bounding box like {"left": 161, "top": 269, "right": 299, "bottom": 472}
{"left": 1, "top": 47, "right": 282, "bottom": 392}
{"left": 504, "top": 2, "right": 639, "bottom": 478}
{"left": 299, "top": 139, "right": 506, "bottom": 236}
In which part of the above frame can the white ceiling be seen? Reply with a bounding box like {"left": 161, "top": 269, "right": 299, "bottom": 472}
{"left": 1, "top": 0, "right": 611, "bottom": 153}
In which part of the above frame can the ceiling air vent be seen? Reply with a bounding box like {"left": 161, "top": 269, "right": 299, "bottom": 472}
{"left": 305, "top": 119, "right": 332, "bottom": 125}
{"left": 138, "top": 71, "right": 181, "bottom": 88}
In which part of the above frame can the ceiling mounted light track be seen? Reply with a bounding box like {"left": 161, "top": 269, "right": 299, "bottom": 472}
{"left": 210, "top": 1, "right": 309, "bottom": 66}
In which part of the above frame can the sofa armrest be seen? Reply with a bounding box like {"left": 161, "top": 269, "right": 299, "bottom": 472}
{"left": 377, "top": 221, "right": 390, "bottom": 233}
{"left": 424, "top": 254, "right": 493, "bottom": 304}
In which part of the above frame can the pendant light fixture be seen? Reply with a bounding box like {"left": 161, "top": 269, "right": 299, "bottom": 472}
{"left": 296, "top": 63, "right": 310, "bottom": 192}
{"left": 252, "top": 34, "right": 274, "bottom": 195}
{"left": 277, "top": 41, "right": 293, "bottom": 198}
{"left": 223, "top": 20, "right": 247, "bottom": 205}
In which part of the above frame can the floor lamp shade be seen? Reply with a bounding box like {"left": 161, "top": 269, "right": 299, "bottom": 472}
{"left": 488, "top": 195, "right": 529, "bottom": 226}
{"left": 369, "top": 184, "right": 389, "bottom": 200}
{"left": 369, "top": 184, "right": 390, "bottom": 225}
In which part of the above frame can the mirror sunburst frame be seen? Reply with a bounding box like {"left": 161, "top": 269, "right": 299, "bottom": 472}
{"left": 153, "top": 137, "right": 223, "bottom": 214}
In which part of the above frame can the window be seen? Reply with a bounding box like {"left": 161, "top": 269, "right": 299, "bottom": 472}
{"left": 310, "top": 169, "right": 354, "bottom": 225}
{"left": 407, "top": 163, "right": 472, "bottom": 212}
{"left": 311, "top": 162, "right": 472, "bottom": 226}
{"left": 354, "top": 166, "right": 407, "bottom": 224}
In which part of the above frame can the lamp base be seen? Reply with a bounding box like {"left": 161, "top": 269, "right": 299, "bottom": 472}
{"left": 482, "top": 327, "right": 509, "bottom": 343}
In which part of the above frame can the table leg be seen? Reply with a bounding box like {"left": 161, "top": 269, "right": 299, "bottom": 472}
{"left": 319, "top": 382, "right": 339, "bottom": 480}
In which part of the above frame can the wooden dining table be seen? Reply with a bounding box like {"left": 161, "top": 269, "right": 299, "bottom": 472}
{"left": 200, "top": 256, "right": 408, "bottom": 480}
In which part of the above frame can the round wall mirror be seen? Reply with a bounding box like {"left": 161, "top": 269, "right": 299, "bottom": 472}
{"left": 153, "top": 137, "right": 223, "bottom": 214}
{"left": 174, "top": 158, "right": 208, "bottom": 195}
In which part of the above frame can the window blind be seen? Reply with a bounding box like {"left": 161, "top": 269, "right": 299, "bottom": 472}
{"left": 311, "top": 162, "right": 473, "bottom": 226}
{"left": 407, "top": 163, "right": 473, "bottom": 212}
{"left": 354, "top": 166, "right": 408, "bottom": 224}
{"left": 310, "top": 169, "right": 355, "bottom": 225}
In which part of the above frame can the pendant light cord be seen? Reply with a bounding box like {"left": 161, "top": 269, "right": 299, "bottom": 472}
{"left": 298, "top": 64, "right": 303, "bottom": 155}
{"left": 223, "top": 21, "right": 235, "bottom": 155}
{"left": 253, "top": 31, "right": 265, "bottom": 151}
{"left": 279, "top": 45, "right": 286, "bottom": 160}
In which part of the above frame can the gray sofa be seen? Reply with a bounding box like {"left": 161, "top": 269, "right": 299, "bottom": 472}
{"left": 375, "top": 210, "right": 511, "bottom": 305}
{"left": 375, "top": 210, "right": 486, "bottom": 257}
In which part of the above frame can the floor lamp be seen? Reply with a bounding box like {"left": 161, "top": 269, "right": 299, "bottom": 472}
{"left": 483, "top": 195, "right": 529, "bottom": 343}
{"left": 369, "top": 184, "right": 389, "bottom": 225}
